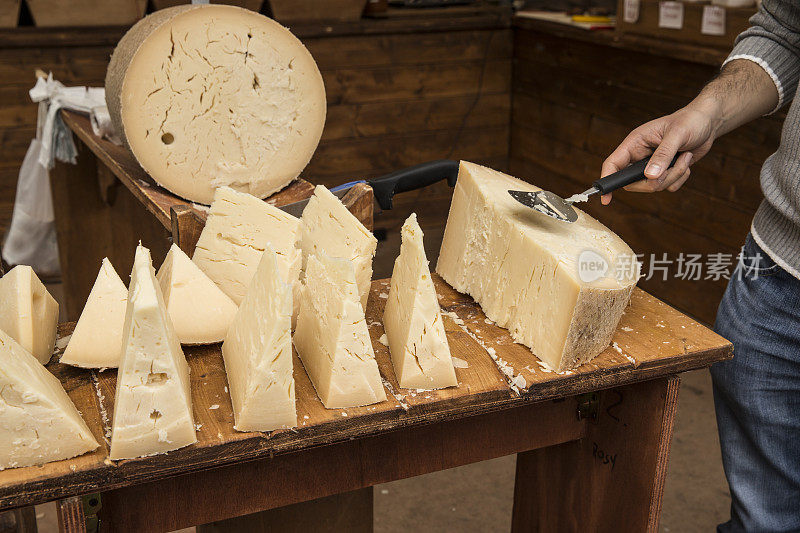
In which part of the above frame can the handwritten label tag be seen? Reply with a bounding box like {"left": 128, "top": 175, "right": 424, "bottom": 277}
{"left": 623, "top": 0, "right": 640, "bottom": 23}
{"left": 701, "top": 5, "right": 726, "bottom": 35}
{"left": 658, "top": 1, "right": 684, "bottom": 29}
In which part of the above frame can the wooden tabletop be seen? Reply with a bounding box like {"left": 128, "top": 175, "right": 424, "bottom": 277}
{"left": 61, "top": 111, "right": 316, "bottom": 228}
{"left": 0, "top": 275, "right": 731, "bottom": 510}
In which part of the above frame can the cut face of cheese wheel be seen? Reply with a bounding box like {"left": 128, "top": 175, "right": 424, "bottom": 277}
{"left": 192, "top": 186, "right": 302, "bottom": 308}
{"left": 436, "top": 161, "right": 640, "bottom": 372}
{"left": 222, "top": 245, "right": 296, "bottom": 432}
{"left": 0, "top": 328, "right": 99, "bottom": 469}
{"left": 0, "top": 265, "right": 59, "bottom": 365}
{"left": 294, "top": 252, "right": 386, "bottom": 409}
{"left": 157, "top": 244, "right": 238, "bottom": 345}
{"left": 110, "top": 244, "right": 196, "bottom": 460}
{"left": 384, "top": 214, "right": 457, "bottom": 390}
{"left": 297, "top": 185, "right": 377, "bottom": 311}
{"left": 105, "top": 5, "right": 326, "bottom": 204}
{"left": 61, "top": 258, "right": 127, "bottom": 368}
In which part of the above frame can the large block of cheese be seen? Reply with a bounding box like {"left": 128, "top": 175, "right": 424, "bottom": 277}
{"left": 105, "top": 5, "right": 326, "bottom": 204}
{"left": 192, "top": 186, "right": 302, "bottom": 306}
{"left": 297, "top": 185, "right": 377, "bottom": 310}
{"left": 436, "top": 162, "right": 640, "bottom": 372}
{"left": 61, "top": 258, "right": 127, "bottom": 368}
{"left": 110, "top": 245, "right": 196, "bottom": 460}
{"left": 294, "top": 253, "right": 386, "bottom": 409}
{"left": 222, "top": 245, "right": 296, "bottom": 431}
{"left": 0, "top": 265, "right": 59, "bottom": 364}
{"left": 0, "top": 328, "right": 99, "bottom": 469}
{"left": 158, "top": 244, "right": 238, "bottom": 345}
{"left": 384, "top": 214, "right": 457, "bottom": 390}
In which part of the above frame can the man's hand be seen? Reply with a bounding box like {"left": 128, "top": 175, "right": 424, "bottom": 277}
{"left": 599, "top": 58, "right": 779, "bottom": 204}
{"left": 600, "top": 107, "right": 715, "bottom": 204}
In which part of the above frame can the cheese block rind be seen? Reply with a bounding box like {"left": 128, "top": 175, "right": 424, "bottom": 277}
{"left": 110, "top": 244, "right": 196, "bottom": 460}
{"left": 157, "top": 244, "right": 238, "bottom": 345}
{"left": 0, "top": 265, "right": 59, "bottom": 364}
{"left": 384, "top": 214, "right": 457, "bottom": 390}
{"left": 0, "top": 328, "right": 99, "bottom": 469}
{"left": 192, "top": 186, "right": 302, "bottom": 307}
{"left": 297, "top": 185, "right": 378, "bottom": 310}
{"left": 222, "top": 245, "right": 296, "bottom": 431}
{"left": 61, "top": 258, "right": 128, "bottom": 368}
{"left": 436, "top": 161, "right": 640, "bottom": 372}
{"left": 294, "top": 252, "right": 386, "bottom": 409}
{"left": 105, "top": 5, "right": 326, "bottom": 204}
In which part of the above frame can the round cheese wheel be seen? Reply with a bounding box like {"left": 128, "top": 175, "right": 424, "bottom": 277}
{"left": 106, "top": 5, "right": 326, "bottom": 204}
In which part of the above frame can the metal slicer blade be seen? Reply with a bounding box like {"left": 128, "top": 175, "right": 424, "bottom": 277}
{"left": 508, "top": 190, "right": 579, "bottom": 223}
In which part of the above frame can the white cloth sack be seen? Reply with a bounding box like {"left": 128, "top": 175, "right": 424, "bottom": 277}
{"left": 2, "top": 138, "right": 59, "bottom": 275}
{"left": 2, "top": 74, "right": 119, "bottom": 275}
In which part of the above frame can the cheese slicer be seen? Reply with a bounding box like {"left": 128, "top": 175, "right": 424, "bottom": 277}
{"left": 509, "top": 154, "right": 680, "bottom": 223}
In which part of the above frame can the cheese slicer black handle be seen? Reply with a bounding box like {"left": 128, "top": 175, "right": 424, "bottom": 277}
{"left": 591, "top": 153, "right": 681, "bottom": 195}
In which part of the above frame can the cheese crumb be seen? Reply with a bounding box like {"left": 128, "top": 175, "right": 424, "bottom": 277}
{"left": 621, "top": 326, "right": 633, "bottom": 332}
{"left": 209, "top": 404, "right": 220, "bottom": 410}
{"left": 378, "top": 333, "right": 389, "bottom": 347}
{"left": 451, "top": 356, "right": 469, "bottom": 368}
{"left": 379, "top": 292, "right": 389, "bottom": 299}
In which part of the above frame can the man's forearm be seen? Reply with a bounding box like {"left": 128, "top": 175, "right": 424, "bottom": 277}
{"left": 689, "top": 59, "right": 779, "bottom": 139}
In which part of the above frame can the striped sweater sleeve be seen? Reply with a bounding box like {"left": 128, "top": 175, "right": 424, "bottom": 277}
{"left": 724, "top": 0, "right": 800, "bottom": 112}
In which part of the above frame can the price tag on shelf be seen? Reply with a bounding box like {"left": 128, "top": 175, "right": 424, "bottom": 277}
{"left": 701, "top": 5, "right": 726, "bottom": 36}
{"left": 623, "top": 0, "right": 640, "bottom": 23}
{"left": 658, "top": 1, "right": 684, "bottom": 29}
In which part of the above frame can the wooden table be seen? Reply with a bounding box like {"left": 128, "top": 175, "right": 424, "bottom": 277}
{"left": 21, "top": 109, "right": 734, "bottom": 532}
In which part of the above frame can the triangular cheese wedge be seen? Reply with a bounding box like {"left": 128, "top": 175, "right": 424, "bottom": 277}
{"left": 384, "top": 214, "right": 457, "bottom": 390}
{"left": 192, "top": 186, "right": 302, "bottom": 306}
{"left": 157, "top": 244, "right": 238, "bottom": 345}
{"left": 0, "top": 328, "right": 99, "bottom": 469}
{"left": 297, "top": 185, "right": 377, "bottom": 311}
{"left": 61, "top": 258, "right": 127, "bottom": 368}
{"left": 222, "top": 245, "right": 296, "bottom": 431}
{"left": 294, "top": 252, "right": 386, "bottom": 408}
{"left": 0, "top": 265, "right": 59, "bottom": 364}
{"left": 110, "top": 244, "right": 196, "bottom": 460}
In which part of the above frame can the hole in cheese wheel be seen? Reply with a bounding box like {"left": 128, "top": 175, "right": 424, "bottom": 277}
{"left": 150, "top": 409, "right": 162, "bottom": 420}
{"left": 105, "top": 5, "right": 327, "bottom": 204}
{"left": 147, "top": 372, "right": 169, "bottom": 384}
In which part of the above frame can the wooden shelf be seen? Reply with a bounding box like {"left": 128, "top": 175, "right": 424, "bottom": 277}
{"left": 513, "top": 14, "right": 729, "bottom": 66}
{"left": 0, "top": 7, "right": 511, "bottom": 48}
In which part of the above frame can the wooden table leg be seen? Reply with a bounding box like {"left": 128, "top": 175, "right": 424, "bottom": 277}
{"left": 511, "top": 375, "right": 680, "bottom": 533}
{"left": 56, "top": 497, "right": 84, "bottom": 533}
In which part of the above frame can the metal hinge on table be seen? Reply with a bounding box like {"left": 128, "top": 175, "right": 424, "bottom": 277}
{"left": 576, "top": 392, "right": 600, "bottom": 422}
{"left": 82, "top": 494, "right": 101, "bottom": 533}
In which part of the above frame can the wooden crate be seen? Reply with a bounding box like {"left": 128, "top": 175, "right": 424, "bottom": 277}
{"left": 616, "top": 0, "right": 754, "bottom": 49}
{"left": 26, "top": 0, "right": 147, "bottom": 27}
{"left": 152, "top": 0, "right": 264, "bottom": 11}
{"left": 268, "top": 0, "right": 367, "bottom": 23}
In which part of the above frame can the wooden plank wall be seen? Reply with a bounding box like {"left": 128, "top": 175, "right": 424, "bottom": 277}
{"left": 301, "top": 26, "right": 512, "bottom": 276}
{"left": 510, "top": 22, "right": 784, "bottom": 324}
{"left": 0, "top": 20, "right": 512, "bottom": 278}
